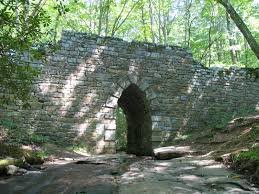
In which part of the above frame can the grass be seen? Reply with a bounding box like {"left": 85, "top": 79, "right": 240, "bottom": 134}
{"left": 234, "top": 148, "right": 259, "bottom": 165}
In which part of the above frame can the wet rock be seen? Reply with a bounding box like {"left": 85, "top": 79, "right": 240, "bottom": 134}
{"left": 5, "top": 165, "right": 27, "bottom": 176}
{"left": 32, "top": 165, "right": 46, "bottom": 170}
{"left": 153, "top": 146, "right": 193, "bottom": 160}
{"left": 6, "top": 165, "right": 18, "bottom": 175}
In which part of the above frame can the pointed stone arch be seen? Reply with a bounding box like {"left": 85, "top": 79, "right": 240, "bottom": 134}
{"left": 101, "top": 74, "right": 156, "bottom": 155}
{"left": 118, "top": 83, "right": 153, "bottom": 156}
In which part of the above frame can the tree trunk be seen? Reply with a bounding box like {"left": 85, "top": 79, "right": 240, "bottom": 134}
{"left": 141, "top": 5, "right": 147, "bottom": 42}
{"left": 217, "top": 0, "right": 259, "bottom": 59}
{"left": 98, "top": 0, "right": 103, "bottom": 35}
{"left": 184, "top": 0, "right": 192, "bottom": 48}
{"left": 216, "top": 39, "right": 222, "bottom": 62}
{"left": 226, "top": 12, "right": 237, "bottom": 64}
{"left": 104, "top": 0, "right": 110, "bottom": 36}
{"left": 208, "top": 24, "right": 212, "bottom": 67}
{"left": 148, "top": 0, "right": 155, "bottom": 43}
{"left": 244, "top": 37, "right": 248, "bottom": 67}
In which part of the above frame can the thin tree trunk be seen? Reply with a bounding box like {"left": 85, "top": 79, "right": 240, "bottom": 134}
{"left": 216, "top": 39, "right": 222, "bottom": 62}
{"left": 141, "top": 5, "right": 147, "bottom": 42}
{"left": 15, "top": 0, "right": 19, "bottom": 31}
{"left": 184, "top": 0, "right": 192, "bottom": 47}
{"left": 148, "top": 0, "right": 155, "bottom": 43}
{"left": 104, "top": 0, "right": 110, "bottom": 36}
{"left": 98, "top": 0, "right": 103, "bottom": 35}
{"left": 244, "top": 37, "right": 248, "bottom": 67}
{"left": 89, "top": 0, "right": 93, "bottom": 33}
{"left": 217, "top": 0, "right": 259, "bottom": 59}
{"left": 111, "top": 0, "right": 137, "bottom": 37}
{"left": 158, "top": 0, "right": 162, "bottom": 43}
{"left": 208, "top": 24, "right": 212, "bottom": 67}
{"left": 226, "top": 11, "right": 237, "bottom": 64}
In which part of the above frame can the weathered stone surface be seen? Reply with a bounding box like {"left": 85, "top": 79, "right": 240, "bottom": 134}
{"left": 0, "top": 31, "right": 258, "bottom": 154}
{"left": 5, "top": 165, "right": 27, "bottom": 176}
{"left": 119, "top": 155, "right": 259, "bottom": 193}
{"left": 153, "top": 146, "right": 193, "bottom": 160}
{"left": 1, "top": 154, "right": 258, "bottom": 193}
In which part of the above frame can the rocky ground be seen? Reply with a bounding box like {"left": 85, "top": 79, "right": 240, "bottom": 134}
{"left": 119, "top": 154, "right": 259, "bottom": 194}
{"left": 0, "top": 115, "right": 258, "bottom": 193}
{"left": 173, "top": 115, "right": 259, "bottom": 185}
{"left": 0, "top": 152, "right": 258, "bottom": 194}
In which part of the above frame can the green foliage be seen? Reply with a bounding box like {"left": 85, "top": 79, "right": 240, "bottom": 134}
{"left": 0, "top": 142, "right": 47, "bottom": 162}
{"left": 51, "top": 0, "right": 259, "bottom": 68}
{"left": 115, "top": 107, "right": 127, "bottom": 151}
{"left": 206, "top": 107, "right": 233, "bottom": 129}
{"left": 24, "top": 150, "right": 45, "bottom": 165}
{"left": 234, "top": 148, "right": 259, "bottom": 163}
{"left": 0, "top": 118, "right": 49, "bottom": 145}
{"left": 29, "top": 134, "right": 50, "bottom": 145}
{"left": 0, "top": 0, "right": 51, "bottom": 106}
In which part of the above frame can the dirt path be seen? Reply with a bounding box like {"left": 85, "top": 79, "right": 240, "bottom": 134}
{"left": 0, "top": 154, "right": 258, "bottom": 194}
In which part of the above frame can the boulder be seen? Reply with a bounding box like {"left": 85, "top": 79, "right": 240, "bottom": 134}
{"left": 6, "top": 165, "right": 18, "bottom": 175}
{"left": 5, "top": 165, "right": 27, "bottom": 176}
{"left": 153, "top": 146, "right": 193, "bottom": 160}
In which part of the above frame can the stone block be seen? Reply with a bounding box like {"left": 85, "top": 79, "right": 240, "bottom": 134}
{"left": 104, "top": 130, "right": 115, "bottom": 141}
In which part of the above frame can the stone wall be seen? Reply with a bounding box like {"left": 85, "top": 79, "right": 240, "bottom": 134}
{"left": 1, "top": 31, "right": 259, "bottom": 153}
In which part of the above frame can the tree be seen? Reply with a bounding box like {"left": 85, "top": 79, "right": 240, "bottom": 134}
{"left": 216, "top": 0, "right": 259, "bottom": 59}
{"left": 0, "top": 0, "right": 51, "bottom": 106}
{"left": 13, "top": 0, "right": 256, "bottom": 68}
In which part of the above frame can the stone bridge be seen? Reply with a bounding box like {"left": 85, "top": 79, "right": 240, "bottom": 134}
{"left": 3, "top": 31, "right": 259, "bottom": 155}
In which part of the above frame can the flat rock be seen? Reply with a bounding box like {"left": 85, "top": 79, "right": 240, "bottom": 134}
{"left": 153, "top": 146, "right": 193, "bottom": 160}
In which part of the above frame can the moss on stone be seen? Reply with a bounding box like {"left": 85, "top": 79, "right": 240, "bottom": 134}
{"left": 0, "top": 143, "right": 45, "bottom": 167}
{"left": 0, "top": 158, "right": 25, "bottom": 175}
{"left": 245, "top": 68, "right": 259, "bottom": 79}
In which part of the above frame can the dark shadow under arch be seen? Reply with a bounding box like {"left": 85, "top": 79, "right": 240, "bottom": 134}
{"left": 118, "top": 84, "right": 153, "bottom": 156}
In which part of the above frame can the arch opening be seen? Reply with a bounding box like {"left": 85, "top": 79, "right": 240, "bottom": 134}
{"left": 117, "top": 84, "right": 153, "bottom": 156}
{"left": 115, "top": 107, "right": 127, "bottom": 152}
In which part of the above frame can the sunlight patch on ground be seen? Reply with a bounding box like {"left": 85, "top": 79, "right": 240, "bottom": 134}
{"left": 190, "top": 159, "right": 216, "bottom": 166}
{"left": 180, "top": 175, "right": 201, "bottom": 181}
{"left": 154, "top": 162, "right": 172, "bottom": 167}
{"left": 153, "top": 166, "right": 168, "bottom": 172}
{"left": 240, "top": 127, "right": 252, "bottom": 136}
{"left": 73, "top": 149, "right": 91, "bottom": 156}
{"left": 203, "top": 164, "right": 224, "bottom": 169}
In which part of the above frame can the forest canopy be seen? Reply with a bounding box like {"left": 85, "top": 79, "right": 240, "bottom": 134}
{"left": 45, "top": 0, "right": 259, "bottom": 68}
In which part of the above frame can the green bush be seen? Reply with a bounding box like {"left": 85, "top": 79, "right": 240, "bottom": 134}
{"left": 234, "top": 148, "right": 259, "bottom": 164}
{"left": 115, "top": 108, "right": 127, "bottom": 151}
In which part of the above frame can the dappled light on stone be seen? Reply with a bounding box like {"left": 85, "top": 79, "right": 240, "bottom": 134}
{"left": 1, "top": 32, "right": 258, "bottom": 154}
{"left": 118, "top": 155, "right": 259, "bottom": 193}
